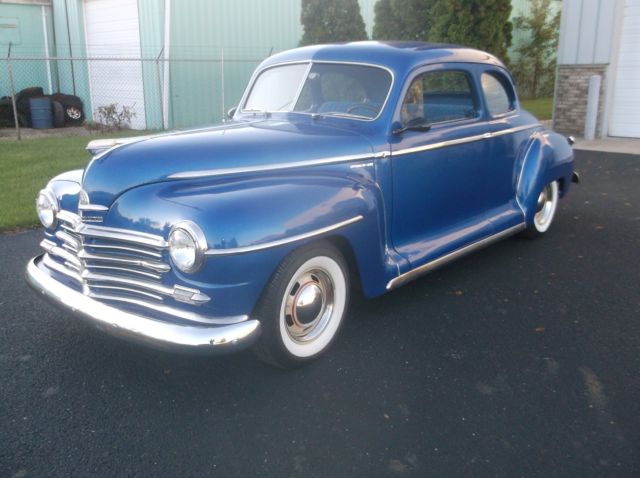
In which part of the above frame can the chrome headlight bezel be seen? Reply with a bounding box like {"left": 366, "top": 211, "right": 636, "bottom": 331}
{"left": 168, "top": 221, "right": 208, "bottom": 273}
{"left": 35, "top": 188, "right": 59, "bottom": 229}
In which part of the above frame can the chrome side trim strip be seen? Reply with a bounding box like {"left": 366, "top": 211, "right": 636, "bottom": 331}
{"left": 205, "top": 215, "right": 364, "bottom": 256}
{"left": 78, "top": 203, "right": 109, "bottom": 212}
{"left": 169, "top": 153, "right": 383, "bottom": 180}
{"left": 27, "top": 256, "right": 261, "bottom": 353}
{"left": 392, "top": 124, "right": 541, "bottom": 157}
{"left": 168, "top": 124, "right": 538, "bottom": 180}
{"left": 386, "top": 223, "right": 526, "bottom": 290}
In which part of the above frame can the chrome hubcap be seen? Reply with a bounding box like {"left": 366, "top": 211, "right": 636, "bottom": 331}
{"left": 534, "top": 183, "right": 556, "bottom": 227}
{"left": 67, "top": 107, "right": 81, "bottom": 119}
{"left": 284, "top": 269, "right": 334, "bottom": 343}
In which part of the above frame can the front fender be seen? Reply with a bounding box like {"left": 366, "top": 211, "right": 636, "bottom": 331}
{"left": 517, "top": 131, "right": 574, "bottom": 224}
{"left": 107, "top": 167, "right": 391, "bottom": 315}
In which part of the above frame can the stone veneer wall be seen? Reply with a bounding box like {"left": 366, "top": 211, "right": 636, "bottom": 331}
{"left": 553, "top": 64, "right": 608, "bottom": 137}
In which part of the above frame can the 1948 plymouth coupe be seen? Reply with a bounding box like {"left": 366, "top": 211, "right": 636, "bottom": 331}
{"left": 26, "top": 41, "right": 578, "bottom": 367}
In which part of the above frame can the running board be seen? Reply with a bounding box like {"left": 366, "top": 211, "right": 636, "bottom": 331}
{"left": 386, "top": 223, "right": 526, "bottom": 290}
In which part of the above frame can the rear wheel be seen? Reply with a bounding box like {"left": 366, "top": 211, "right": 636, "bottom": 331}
{"left": 254, "top": 242, "right": 350, "bottom": 368}
{"left": 520, "top": 180, "right": 559, "bottom": 239}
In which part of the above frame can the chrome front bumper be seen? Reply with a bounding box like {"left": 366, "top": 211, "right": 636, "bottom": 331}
{"left": 25, "top": 255, "right": 262, "bottom": 354}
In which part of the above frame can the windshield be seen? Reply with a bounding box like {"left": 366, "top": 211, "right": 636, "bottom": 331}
{"left": 243, "top": 62, "right": 393, "bottom": 120}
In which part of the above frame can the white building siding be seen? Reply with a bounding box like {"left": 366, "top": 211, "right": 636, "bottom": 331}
{"left": 558, "top": 0, "right": 618, "bottom": 64}
{"left": 83, "top": 0, "right": 146, "bottom": 129}
{"left": 609, "top": 0, "right": 640, "bottom": 137}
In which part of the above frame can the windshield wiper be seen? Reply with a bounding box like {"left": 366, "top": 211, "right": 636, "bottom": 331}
{"left": 310, "top": 111, "right": 370, "bottom": 120}
{"left": 392, "top": 118, "right": 432, "bottom": 135}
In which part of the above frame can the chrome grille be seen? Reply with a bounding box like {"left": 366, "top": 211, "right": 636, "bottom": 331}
{"left": 41, "top": 211, "right": 210, "bottom": 314}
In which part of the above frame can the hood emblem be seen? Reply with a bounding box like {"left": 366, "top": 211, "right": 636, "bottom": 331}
{"left": 78, "top": 189, "right": 106, "bottom": 222}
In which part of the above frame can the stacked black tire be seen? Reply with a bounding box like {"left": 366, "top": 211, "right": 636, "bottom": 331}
{"left": 0, "top": 87, "right": 85, "bottom": 128}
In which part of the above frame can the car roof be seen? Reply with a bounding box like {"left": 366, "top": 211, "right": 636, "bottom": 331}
{"left": 260, "top": 41, "right": 506, "bottom": 76}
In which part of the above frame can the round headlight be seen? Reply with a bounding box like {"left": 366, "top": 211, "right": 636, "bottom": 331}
{"left": 36, "top": 189, "right": 59, "bottom": 228}
{"left": 168, "top": 221, "right": 207, "bottom": 273}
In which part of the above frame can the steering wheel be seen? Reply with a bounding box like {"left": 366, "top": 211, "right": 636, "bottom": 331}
{"left": 346, "top": 103, "right": 379, "bottom": 115}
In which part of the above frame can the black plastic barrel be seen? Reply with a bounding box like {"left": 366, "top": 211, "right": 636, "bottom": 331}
{"left": 30, "top": 97, "right": 53, "bottom": 129}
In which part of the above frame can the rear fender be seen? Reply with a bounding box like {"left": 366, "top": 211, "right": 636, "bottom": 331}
{"left": 517, "top": 131, "right": 574, "bottom": 224}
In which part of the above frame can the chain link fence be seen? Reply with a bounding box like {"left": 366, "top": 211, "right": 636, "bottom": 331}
{"left": 2, "top": 47, "right": 268, "bottom": 139}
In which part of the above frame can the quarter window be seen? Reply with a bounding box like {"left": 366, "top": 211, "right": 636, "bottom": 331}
{"left": 481, "top": 72, "right": 515, "bottom": 116}
{"left": 401, "top": 70, "right": 478, "bottom": 125}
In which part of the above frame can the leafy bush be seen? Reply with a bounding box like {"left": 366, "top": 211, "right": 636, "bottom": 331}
{"left": 511, "top": 0, "right": 561, "bottom": 99}
{"left": 93, "top": 103, "right": 136, "bottom": 132}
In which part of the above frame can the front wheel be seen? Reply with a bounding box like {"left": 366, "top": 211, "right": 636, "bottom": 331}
{"left": 520, "top": 180, "right": 559, "bottom": 239}
{"left": 254, "top": 242, "right": 350, "bottom": 368}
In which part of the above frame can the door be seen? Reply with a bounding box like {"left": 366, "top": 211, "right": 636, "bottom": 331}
{"left": 390, "top": 67, "right": 494, "bottom": 267}
{"left": 479, "top": 69, "right": 528, "bottom": 232}
{"left": 84, "top": 0, "right": 146, "bottom": 129}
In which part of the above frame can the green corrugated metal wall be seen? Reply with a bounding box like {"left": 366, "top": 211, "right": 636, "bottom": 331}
{"left": 47, "top": 0, "right": 92, "bottom": 119}
{"left": 137, "top": 0, "right": 165, "bottom": 129}
{"left": 0, "top": 2, "right": 53, "bottom": 94}
{"left": 3, "top": 1, "right": 561, "bottom": 129}
{"left": 166, "top": 0, "right": 304, "bottom": 128}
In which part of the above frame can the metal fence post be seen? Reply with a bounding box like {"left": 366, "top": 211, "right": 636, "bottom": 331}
{"left": 220, "top": 47, "right": 225, "bottom": 121}
{"left": 6, "top": 43, "right": 21, "bottom": 140}
{"left": 155, "top": 48, "right": 165, "bottom": 130}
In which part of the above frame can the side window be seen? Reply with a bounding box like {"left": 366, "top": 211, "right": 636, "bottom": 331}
{"left": 481, "top": 72, "right": 515, "bottom": 116}
{"left": 401, "top": 70, "right": 478, "bottom": 125}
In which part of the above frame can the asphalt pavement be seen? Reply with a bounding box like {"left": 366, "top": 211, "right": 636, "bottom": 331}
{"left": 1, "top": 150, "right": 639, "bottom": 477}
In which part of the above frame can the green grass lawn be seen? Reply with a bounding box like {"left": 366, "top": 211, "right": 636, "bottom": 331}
{"left": 520, "top": 97, "right": 553, "bottom": 120}
{"left": 0, "top": 132, "right": 147, "bottom": 231}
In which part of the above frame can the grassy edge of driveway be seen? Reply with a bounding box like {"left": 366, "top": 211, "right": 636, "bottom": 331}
{"left": 0, "top": 132, "right": 145, "bottom": 231}
{"left": 521, "top": 97, "right": 553, "bottom": 120}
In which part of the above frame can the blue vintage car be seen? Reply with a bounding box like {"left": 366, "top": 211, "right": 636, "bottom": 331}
{"left": 26, "top": 42, "right": 577, "bottom": 367}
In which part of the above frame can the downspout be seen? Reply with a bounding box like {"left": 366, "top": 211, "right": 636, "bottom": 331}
{"left": 50, "top": 0, "right": 60, "bottom": 92}
{"left": 162, "top": 0, "right": 171, "bottom": 129}
{"left": 64, "top": 0, "right": 76, "bottom": 95}
{"left": 41, "top": 5, "right": 53, "bottom": 94}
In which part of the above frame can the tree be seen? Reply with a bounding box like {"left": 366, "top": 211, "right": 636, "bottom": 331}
{"left": 511, "top": 0, "right": 561, "bottom": 98}
{"left": 372, "top": 0, "right": 434, "bottom": 41}
{"left": 300, "top": 0, "right": 368, "bottom": 46}
{"left": 428, "top": 0, "right": 513, "bottom": 62}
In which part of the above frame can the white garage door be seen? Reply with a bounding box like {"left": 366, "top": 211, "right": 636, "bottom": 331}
{"left": 84, "top": 0, "right": 146, "bottom": 129}
{"left": 609, "top": 0, "right": 640, "bottom": 138}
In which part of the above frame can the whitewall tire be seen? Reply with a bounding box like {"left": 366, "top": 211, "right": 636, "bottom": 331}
{"left": 520, "top": 180, "right": 559, "bottom": 238}
{"left": 254, "top": 241, "right": 350, "bottom": 368}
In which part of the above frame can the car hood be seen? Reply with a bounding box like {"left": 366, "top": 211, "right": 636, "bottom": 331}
{"left": 81, "top": 119, "right": 374, "bottom": 206}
